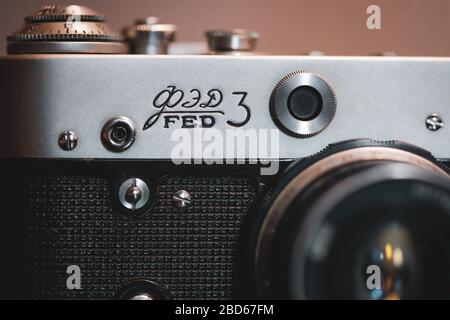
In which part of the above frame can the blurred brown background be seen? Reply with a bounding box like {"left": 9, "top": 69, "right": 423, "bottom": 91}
{"left": 1, "top": 0, "right": 449, "bottom": 56}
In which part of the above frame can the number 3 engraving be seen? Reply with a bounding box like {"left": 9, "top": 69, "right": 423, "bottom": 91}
{"left": 227, "top": 92, "right": 251, "bottom": 127}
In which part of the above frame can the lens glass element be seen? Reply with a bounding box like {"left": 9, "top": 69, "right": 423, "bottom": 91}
{"left": 288, "top": 179, "right": 450, "bottom": 299}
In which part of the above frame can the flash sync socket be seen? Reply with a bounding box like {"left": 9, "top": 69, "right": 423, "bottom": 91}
{"left": 101, "top": 116, "right": 136, "bottom": 152}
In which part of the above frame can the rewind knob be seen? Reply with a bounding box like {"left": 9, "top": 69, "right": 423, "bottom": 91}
{"left": 7, "top": 5, "right": 127, "bottom": 54}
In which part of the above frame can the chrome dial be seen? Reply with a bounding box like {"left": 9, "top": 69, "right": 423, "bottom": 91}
{"left": 7, "top": 5, "right": 127, "bottom": 54}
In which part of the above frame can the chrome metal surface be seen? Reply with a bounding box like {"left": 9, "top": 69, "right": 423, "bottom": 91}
{"left": 118, "top": 178, "right": 150, "bottom": 211}
{"left": 172, "top": 190, "right": 192, "bottom": 208}
{"left": 426, "top": 113, "right": 444, "bottom": 131}
{"left": 1, "top": 55, "right": 450, "bottom": 159}
{"left": 206, "top": 29, "right": 259, "bottom": 53}
{"left": 123, "top": 17, "right": 176, "bottom": 54}
{"left": 58, "top": 130, "right": 78, "bottom": 151}
{"left": 7, "top": 5, "right": 126, "bottom": 54}
{"left": 125, "top": 186, "right": 142, "bottom": 204}
{"left": 254, "top": 147, "right": 449, "bottom": 297}
{"left": 129, "top": 293, "right": 154, "bottom": 300}
{"left": 8, "top": 42, "right": 127, "bottom": 54}
{"left": 25, "top": 4, "right": 103, "bottom": 21}
{"left": 270, "top": 71, "right": 337, "bottom": 137}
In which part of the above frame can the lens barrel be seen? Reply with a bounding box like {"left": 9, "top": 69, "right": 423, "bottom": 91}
{"left": 249, "top": 140, "right": 450, "bottom": 299}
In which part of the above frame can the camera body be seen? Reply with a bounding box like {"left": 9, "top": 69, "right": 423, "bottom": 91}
{"left": 1, "top": 5, "right": 450, "bottom": 300}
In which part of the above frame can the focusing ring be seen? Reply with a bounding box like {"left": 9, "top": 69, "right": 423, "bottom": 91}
{"left": 251, "top": 139, "right": 449, "bottom": 298}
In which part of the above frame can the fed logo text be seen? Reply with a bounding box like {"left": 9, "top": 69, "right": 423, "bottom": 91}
{"left": 143, "top": 85, "right": 251, "bottom": 130}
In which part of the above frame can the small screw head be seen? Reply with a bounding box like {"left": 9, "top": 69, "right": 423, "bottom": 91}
{"left": 58, "top": 130, "right": 78, "bottom": 151}
{"left": 125, "top": 186, "right": 142, "bottom": 205}
{"left": 426, "top": 113, "right": 444, "bottom": 131}
{"left": 118, "top": 178, "right": 150, "bottom": 212}
{"left": 172, "top": 190, "right": 192, "bottom": 208}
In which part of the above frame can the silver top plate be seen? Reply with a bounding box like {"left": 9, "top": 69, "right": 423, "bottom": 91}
{"left": 0, "top": 54, "right": 449, "bottom": 160}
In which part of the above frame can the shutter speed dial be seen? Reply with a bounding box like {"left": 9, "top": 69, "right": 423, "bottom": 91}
{"left": 270, "top": 71, "right": 337, "bottom": 137}
{"left": 7, "top": 5, "right": 127, "bottom": 54}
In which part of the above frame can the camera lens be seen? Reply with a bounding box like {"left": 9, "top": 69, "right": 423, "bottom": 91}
{"left": 252, "top": 142, "right": 450, "bottom": 299}
{"left": 358, "top": 224, "right": 417, "bottom": 300}
{"left": 288, "top": 177, "right": 450, "bottom": 299}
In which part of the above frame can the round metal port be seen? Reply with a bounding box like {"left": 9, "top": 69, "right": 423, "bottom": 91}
{"left": 101, "top": 116, "right": 136, "bottom": 152}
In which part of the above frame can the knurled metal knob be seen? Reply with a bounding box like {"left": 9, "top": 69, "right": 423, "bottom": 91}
{"left": 123, "top": 17, "right": 176, "bottom": 54}
{"left": 7, "top": 5, "right": 127, "bottom": 54}
{"left": 270, "top": 71, "right": 337, "bottom": 138}
{"left": 205, "top": 29, "right": 259, "bottom": 54}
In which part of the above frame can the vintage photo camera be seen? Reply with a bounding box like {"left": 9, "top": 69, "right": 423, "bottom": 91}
{"left": 1, "top": 5, "right": 450, "bottom": 300}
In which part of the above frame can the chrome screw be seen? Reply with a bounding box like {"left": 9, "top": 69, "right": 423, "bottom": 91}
{"left": 118, "top": 178, "right": 150, "bottom": 211}
{"left": 426, "top": 113, "right": 444, "bottom": 131}
{"left": 58, "top": 130, "right": 78, "bottom": 151}
{"left": 125, "top": 186, "right": 142, "bottom": 204}
{"left": 130, "top": 293, "right": 154, "bottom": 300}
{"left": 172, "top": 190, "right": 192, "bottom": 208}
